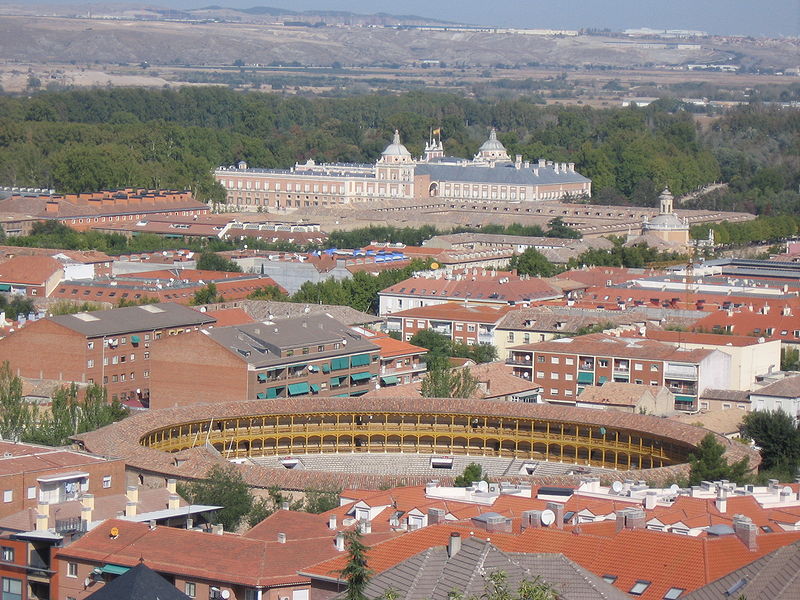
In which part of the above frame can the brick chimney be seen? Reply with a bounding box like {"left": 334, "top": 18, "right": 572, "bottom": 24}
{"left": 428, "top": 507, "right": 446, "bottom": 525}
{"left": 521, "top": 510, "right": 542, "bottom": 531}
{"left": 546, "top": 502, "right": 565, "bottom": 530}
{"left": 447, "top": 532, "right": 462, "bottom": 558}
{"left": 626, "top": 507, "right": 646, "bottom": 529}
{"left": 733, "top": 514, "right": 757, "bottom": 551}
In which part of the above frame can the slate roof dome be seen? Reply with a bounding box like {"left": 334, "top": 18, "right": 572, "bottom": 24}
{"left": 381, "top": 130, "right": 412, "bottom": 158}
{"left": 478, "top": 128, "right": 507, "bottom": 153}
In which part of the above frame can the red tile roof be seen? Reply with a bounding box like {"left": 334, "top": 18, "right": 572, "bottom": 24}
{"left": 204, "top": 308, "right": 256, "bottom": 327}
{"left": 0, "top": 255, "right": 62, "bottom": 285}
{"left": 369, "top": 334, "right": 427, "bottom": 359}
{"left": 390, "top": 302, "right": 514, "bottom": 323}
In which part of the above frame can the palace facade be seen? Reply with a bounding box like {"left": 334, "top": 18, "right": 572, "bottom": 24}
{"left": 214, "top": 130, "right": 592, "bottom": 211}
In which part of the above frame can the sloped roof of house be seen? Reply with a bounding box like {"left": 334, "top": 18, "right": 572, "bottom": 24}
{"left": 85, "top": 562, "right": 190, "bottom": 600}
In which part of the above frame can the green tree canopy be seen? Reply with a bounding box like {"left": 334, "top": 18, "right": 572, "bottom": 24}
{"left": 337, "top": 530, "right": 372, "bottom": 600}
{"left": 196, "top": 251, "right": 243, "bottom": 273}
{"left": 688, "top": 432, "right": 750, "bottom": 486}
{"left": 179, "top": 465, "right": 254, "bottom": 532}
{"left": 421, "top": 365, "right": 479, "bottom": 399}
{"left": 740, "top": 409, "right": 800, "bottom": 480}
{"left": 509, "top": 248, "right": 560, "bottom": 278}
{"left": 453, "top": 462, "right": 487, "bottom": 487}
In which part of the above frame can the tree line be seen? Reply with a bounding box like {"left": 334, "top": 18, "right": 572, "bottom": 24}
{"left": 0, "top": 87, "right": 741, "bottom": 204}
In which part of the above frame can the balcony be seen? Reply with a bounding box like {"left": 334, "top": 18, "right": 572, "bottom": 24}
{"left": 506, "top": 357, "right": 533, "bottom": 367}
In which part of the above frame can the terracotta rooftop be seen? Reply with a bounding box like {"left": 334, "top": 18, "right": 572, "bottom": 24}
{"left": 0, "top": 255, "right": 62, "bottom": 285}
{"left": 645, "top": 328, "right": 769, "bottom": 347}
{"left": 389, "top": 302, "right": 514, "bottom": 323}
{"left": 751, "top": 375, "right": 800, "bottom": 398}
{"left": 513, "top": 333, "right": 716, "bottom": 362}
{"left": 368, "top": 334, "right": 427, "bottom": 359}
{"left": 576, "top": 382, "right": 660, "bottom": 407}
{"left": 674, "top": 409, "right": 746, "bottom": 436}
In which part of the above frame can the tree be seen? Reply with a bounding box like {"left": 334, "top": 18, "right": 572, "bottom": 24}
{"left": 688, "top": 433, "right": 750, "bottom": 486}
{"left": 740, "top": 409, "right": 800, "bottom": 478}
{"left": 191, "top": 282, "right": 224, "bottom": 306}
{"left": 780, "top": 347, "right": 800, "bottom": 372}
{"left": 337, "top": 530, "right": 372, "bottom": 600}
{"left": 545, "top": 217, "right": 582, "bottom": 239}
{"left": 453, "top": 462, "right": 486, "bottom": 487}
{"left": 248, "top": 285, "right": 288, "bottom": 301}
{"left": 0, "top": 361, "right": 32, "bottom": 442}
{"left": 196, "top": 251, "right": 242, "bottom": 273}
{"left": 421, "top": 366, "right": 479, "bottom": 399}
{"left": 508, "top": 248, "right": 559, "bottom": 278}
{"left": 178, "top": 465, "right": 254, "bottom": 531}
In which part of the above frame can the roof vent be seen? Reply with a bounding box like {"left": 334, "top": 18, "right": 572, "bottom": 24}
{"left": 139, "top": 305, "right": 165, "bottom": 313}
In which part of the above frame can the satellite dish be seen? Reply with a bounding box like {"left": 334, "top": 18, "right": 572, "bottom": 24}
{"left": 476, "top": 481, "right": 489, "bottom": 493}
{"left": 783, "top": 486, "right": 793, "bottom": 495}
{"left": 611, "top": 481, "right": 623, "bottom": 493}
{"left": 540, "top": 509, "right": 556, "bottom": 526}
{"left": 220, "top": 591, "right": 231, "bottom": 600}
{"left": 109, "top": 527, "right": 119, "bottom": 537}
{"left": 670, "top": 484, "right": 680, "bottom": 494}
{"left": 84, "top": 578, "right": 92, "bottom": 588}
{"left": 431, "top": 262, "right": 440, "bottom": 270}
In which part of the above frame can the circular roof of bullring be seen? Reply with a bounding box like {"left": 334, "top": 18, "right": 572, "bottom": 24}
{"left": 73, "top": 397, "right": 758, "bottom": 491}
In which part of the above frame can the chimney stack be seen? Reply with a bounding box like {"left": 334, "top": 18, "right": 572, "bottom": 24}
{"left": 125, "top": 501, "right": 137, "bottom": 517}
{"left": 81, "top": 494, "right": 95, "bottom": 511}
{"left": 521, "top": 510, "right": 542, "bottom": 531}
{"left": 428, "top": 507, "right": 446, "bottom": 525}
{"left": 328, "top": 515, "right": 337, "bottom": 530}
{"left": 358, "top": 518, "right": 372, "bottom": 534}
{"left": 644, "top": 490, "right": 658, "bottom": 510}
{"left": 126, "top": 486, "right": 139, "bottom": 504}
{"left": 447, "top": 532, "right": 462, "bottom": 558}
{"left": 716, "top": 488, "right": 727, "bottom": 514}
{"left": 168, "top": 494, "right": 180, "bottom": 510}
{"left": 37, "top": 501, "right": 50, "bottom": 519}
{"left": 546, "top": 502, "right": 565, "bottom": 530}
{"left": 733, "top": 514, "right": 757, "bottom": 551}
{"left": 81, "top": 505, "right": 92, "bottom": 528}
{"left": 35, "top": 513, "right": 48, "bottom": 531}
{"left": 277, "top": 532, "right": 286, "bottom": 544}
{"left": 166, "top": 479, "right": 177, "bottom": 494}
{"left": 211, "top": 524, "right": 224, "bottom": 535}
{"left": 335, "top": 532, "right": 346, "bottom": 551}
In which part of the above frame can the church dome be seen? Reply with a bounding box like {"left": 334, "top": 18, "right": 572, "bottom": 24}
{"left": 478, "top": 128, "right": 507, "bottom": 153}
{"left": 381, "top": 130, "right": 412, "bottom": 158}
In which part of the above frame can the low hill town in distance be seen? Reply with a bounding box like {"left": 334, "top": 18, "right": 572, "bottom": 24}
{"left": 0, "top": 4, "right": 799, "bottom": 597}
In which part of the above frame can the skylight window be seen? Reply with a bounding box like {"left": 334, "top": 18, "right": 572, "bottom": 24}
{"left": 630, "top": 581, "right": 651, "bottom": 595}
{"left": 602, "top": 575, "right": 617, "bottom": 584}
{"left": 664, "top": 588, "right": 685, "bottom": 599}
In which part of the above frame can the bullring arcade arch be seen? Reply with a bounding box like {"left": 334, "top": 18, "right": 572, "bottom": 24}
{"left": 140, "top": 409, "right": 694, "bottom": 471}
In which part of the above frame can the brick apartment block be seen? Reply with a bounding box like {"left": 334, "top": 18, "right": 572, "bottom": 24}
{"left": 149, "top": 313, "right": 381, "bottom": 408}
{"left": 0, "top": 303, "right": 215, "bottom": 406}
{"left": 508, "top": 333, "right": 731, "bottom": 412}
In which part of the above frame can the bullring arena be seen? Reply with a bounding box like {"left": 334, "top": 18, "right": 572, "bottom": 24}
{"left": 74, "top": 398, "right": 759, "bottom": 491}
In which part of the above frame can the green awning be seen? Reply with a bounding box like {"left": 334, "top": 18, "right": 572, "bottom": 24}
{"left": 330, "top": 376, "right": 342, "bottom": 387}
{"left": 266, "top": 386, "right": 284, "bottom": 399}
{"left": 289, "top": 363, "right": 307, "bottom": 371}
{"left": 256, "top": 392, "right": 267, "bottom": 399}
{"left": 257, "top": 373, "right": 268, "bottom": 382}
{"left": 288, "top": 382, "right": 310, "bottom": 396}
{"left": 321, "top": 364, "right": 331, "bottom": 373}
{"left": 577, "top": 372, "right": 594, "bottom": 384}
{"left": 101, "top": 564, "right": 130, "bottom": 575}
{"left": 0, "top": 284, "right": 10, "bottom": 292}
{"left": 598, "top": 376, "right": 608, "bottom": 384}
{"left": 350, "top": 372, "right": 372, "bottom": 382}
{"left": 674, "top": 395, "right": 696, "bottom": 402}
{"left": 310, "top": 383, "right": 320, "bottom": 393}
{"left": 131, "top": 335, "right": 141, "bottom": 344}
{"left": 350, "top": 354, "right": 371, "bottom": 367}
{"left": 381, "top": 375, "right": 400, "bottom": 385}
{"left": 330, "top": 357, "right": 349, "bottom": 371}
{"left": 334, "top": 393, "right": 350, "bottom": 397}
{"left": 351, "top": 390, "right": 369, "bottom": 396}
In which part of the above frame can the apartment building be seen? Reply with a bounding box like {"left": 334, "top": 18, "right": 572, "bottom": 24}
{"left": 378, "top": 269, "right": 562, "bottom": 316}
{"left": 507, "top": 333, "right": 729, "bottom": 411}
{"left": 0, "top": 255, "right": 63, "bottom": 297}
{"left": 386, "top": 302, "right": 512, "bottom": 345}
{"left": 149, "top": 313, "right": 381, "bottom": 408}
{"left": 365, "top": 332, "right": 428, "bottom": 386}
{"left": 0, "top": 303, "right": 215, "bottom": 406}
